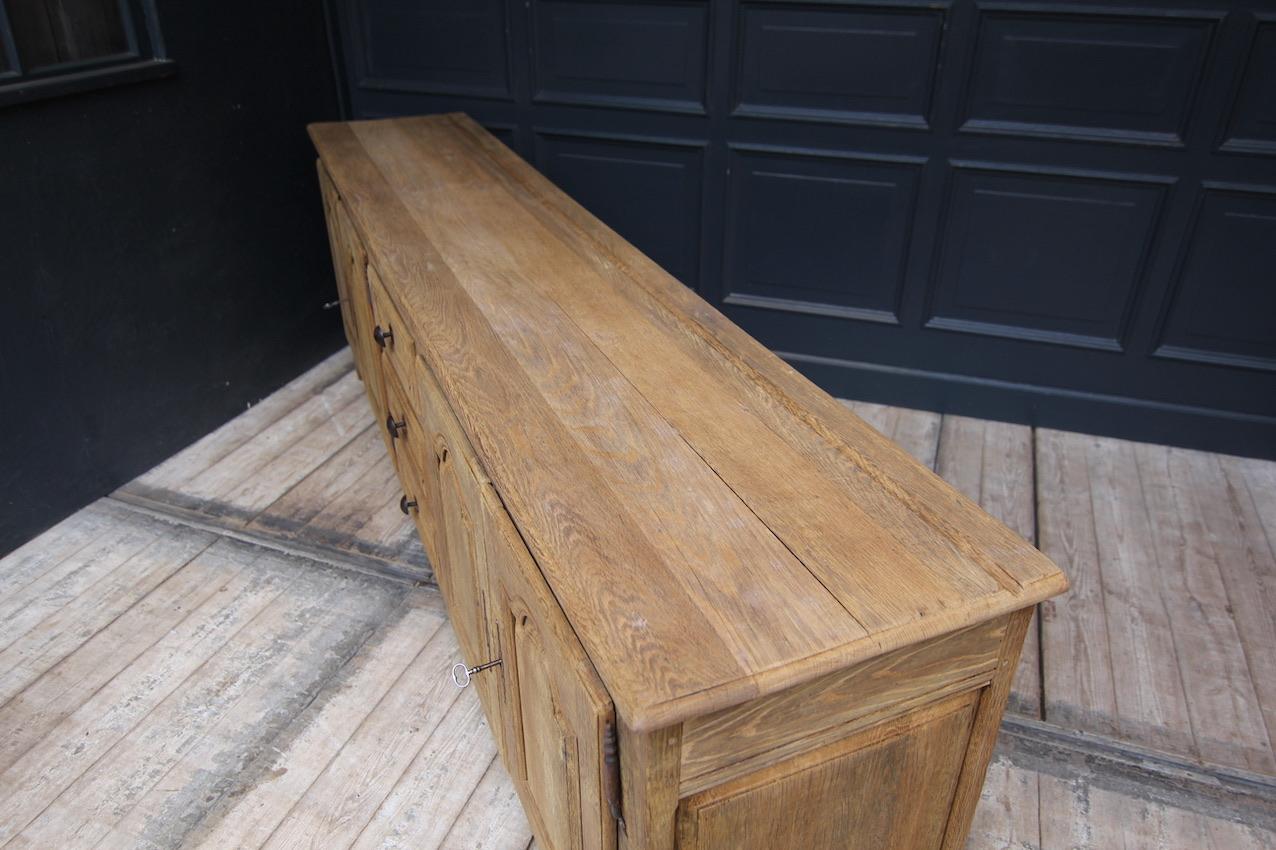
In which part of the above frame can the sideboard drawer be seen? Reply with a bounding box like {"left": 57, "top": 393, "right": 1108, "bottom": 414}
{"left": 380, "top": 362, "right": 420, "bottom": 473}
{"left": 382, "top": 374, "right": 445, "bottom": 572}
{"left": 368, "top": 262, "right": 416, "bottom": 390}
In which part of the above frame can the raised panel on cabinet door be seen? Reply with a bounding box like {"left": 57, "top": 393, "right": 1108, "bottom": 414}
{"left": 437, "top": 431, "right": 494, "bottom": 670}
{"left": 485, "top": 482, "right": 616, "bottom": 850}
{"left": 677, "top": 691, "right": 978, "bottom": 850}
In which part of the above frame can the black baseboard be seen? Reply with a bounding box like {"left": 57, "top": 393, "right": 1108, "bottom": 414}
{"left": 783, "top": 351, "right": 1276, "bottom": 462}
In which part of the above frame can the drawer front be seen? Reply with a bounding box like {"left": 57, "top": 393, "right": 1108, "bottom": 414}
{"left": 381, "top": 362, "right": 421, "bottom": 473}
{"left": 677, "top": 690, "right": 978, "bottom": 850}
{"left": 368, "top": 262, "right": 417, "bottom": 390}
{"left": 382, "top": 374, "right": 446, "bottom": 573}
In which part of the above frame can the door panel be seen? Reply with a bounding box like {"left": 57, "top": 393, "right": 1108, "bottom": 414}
{"left": 317, "top": 177, "right": 383, "bottom": 412}
{"left": 317, "top": 164, "right": 359, "bottom": 354}
{"left": 677, "top": 691, "right": 978, "bottom": 850}
{"left": 485, "top": 478, "right": 616, "bottom": 850}
{"left": 407, "top": 358, "right": 507, "bottom": 754}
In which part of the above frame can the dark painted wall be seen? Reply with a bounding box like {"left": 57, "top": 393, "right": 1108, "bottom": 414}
{"left": 334, "top": 0, "right": 1276, "bottom": 460}
{"left": 0, "top": 1, "right": 344, "bottom": 554}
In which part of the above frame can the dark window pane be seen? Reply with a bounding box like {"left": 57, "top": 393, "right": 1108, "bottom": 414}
{"left": 7, "top": 0, "right": 128, "bottom": 70}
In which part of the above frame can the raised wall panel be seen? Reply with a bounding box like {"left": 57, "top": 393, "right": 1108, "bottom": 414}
{"left": 961, "top": 9, "right": 1215, "bottom": 146}
{"left": 733, "top": 3, "right": 945, "bottom": 128}
{"left": 926, "top": 164, "right": 1170, "bottom": 350}
{"left": 723, "top": 147, "right": 922, "bottom": 322}
{"left": 1221, "top": 21, "right": 1276, "bottom": 156}
{"left": 534, "top": 133, "right": 705, "bottom": 287}
{"left": 1155, "top": 185, "right": 1276, "bottom": 372}
{"left": 531, "top": 0, "right": 708, "bottom": 113}
{"left": 353, "top": 0, "right": 509, "bottom": 98}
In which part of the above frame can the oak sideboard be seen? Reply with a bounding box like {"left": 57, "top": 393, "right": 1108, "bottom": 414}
{"left": 309, "top": 113, "right": 1068, "bottom": 850}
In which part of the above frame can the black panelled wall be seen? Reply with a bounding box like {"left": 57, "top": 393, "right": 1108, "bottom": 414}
{"left": 332, "top": 0, "right": 1276, "bottom": 459}
{"left": 0, "top": 2, "right": 342, "bottom": 554}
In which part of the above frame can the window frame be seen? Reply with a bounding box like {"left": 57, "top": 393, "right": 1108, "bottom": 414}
{"left": 0, "top": 0, "right": 175, "bottom": 107}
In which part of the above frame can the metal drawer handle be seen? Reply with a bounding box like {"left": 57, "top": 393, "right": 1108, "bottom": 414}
{"left": 373, "top": 324, "right": 394, "bottom": 349}
{"left": 452, "top": 659, "right": 502, "bottom": 689}
{"left": 386, "top": 414, "right": 406, "bottom": 439}
{"left": 399, "top": 495, "right": 418, "bottom": 515}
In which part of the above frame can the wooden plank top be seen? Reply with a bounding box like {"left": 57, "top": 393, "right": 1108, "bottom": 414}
{"left": 309, "top": 114, "right": 1069, "bottom": 731}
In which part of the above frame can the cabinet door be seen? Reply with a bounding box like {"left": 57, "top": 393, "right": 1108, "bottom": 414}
{"left": 317, "top": 163, "right": 358, "bottom": 353}
{"left": 677, "top": 691, "right": 977, "bottom": 850}
{"left": 486, "top": 485, "right": 617, "bottom": 850}
{"left": 316, "top": 164, "right": 383, "bottom": 411}
{"left": 409, "top": 358, "right": 513, "bottom": 762}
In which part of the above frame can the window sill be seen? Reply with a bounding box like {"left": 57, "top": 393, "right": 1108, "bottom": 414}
{"left": 0, "top": 58, "right": 177, "bottom": 108}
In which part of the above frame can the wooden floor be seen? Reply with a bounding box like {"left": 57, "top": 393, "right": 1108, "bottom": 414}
{"left": 0, "top": 347, "right": 1270, "bottom": 849}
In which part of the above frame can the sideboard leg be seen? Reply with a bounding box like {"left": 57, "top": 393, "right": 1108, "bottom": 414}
{"left": 940, "top": 607, "right": 1035, "bottom": 850}
{"left": 619, "top": 721, "right": 683, "bottom": 850}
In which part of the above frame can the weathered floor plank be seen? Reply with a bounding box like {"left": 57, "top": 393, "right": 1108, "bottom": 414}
{"left": 254, "top": 625, "right": 466, "bottom": 848}
{"left": 1036, "top": 430, "right": 1121, "bottom": 743}
{"left": 1036, "top": 428, "right": 1276, "bottom": 773}
{"left": 117, "top": 350, "right": 427, "bottom": 581}
{"left": 9, "top": 561, "right": 403, "bottom": 850}
{"left": 1134, "top": 444, "right": 1274, "bottom": 774}
{"left": 935, "top": 415, "right": 1040, "bottom": 718}
{"left": 1037, "top": 768, "right": 1274, "bottom": 850}
{"left": 185, "top": 593, "right": 447, "bottom": 850}
{"left": 134, "top": 349, "right": 357, "bottom": 495}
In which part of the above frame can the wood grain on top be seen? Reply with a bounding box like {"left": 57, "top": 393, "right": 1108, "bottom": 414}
{"left": 308, "top": 114, "right": 1069, "bottom": 731}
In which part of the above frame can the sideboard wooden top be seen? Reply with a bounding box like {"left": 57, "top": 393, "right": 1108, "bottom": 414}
{"left": 309, "top": 114, "right": 1069, "bottom": 731}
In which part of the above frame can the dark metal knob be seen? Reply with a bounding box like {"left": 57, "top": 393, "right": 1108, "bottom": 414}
{"left": 400, "top": 495, "right": 418, "bottom": 515}
{"left": 386, "top": 414, "right": 406, "bottom": 439}
{"left": 373, "top": 325, "right": 393, "bottom": 349}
